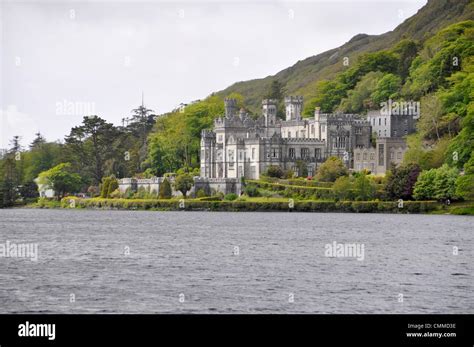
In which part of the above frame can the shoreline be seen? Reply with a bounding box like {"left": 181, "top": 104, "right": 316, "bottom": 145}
{"left": 13, "top": 197, "right": 473, "bottom": 215}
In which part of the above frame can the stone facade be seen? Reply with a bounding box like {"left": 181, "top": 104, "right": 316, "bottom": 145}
{"left": 118, "top": 177, "right": 184, "bottom": 197}
{"left": 193, "top": 177, "right": 242, "bottom": 196}
{"left": 201, "top": 97, "right": 372, "bottom": 179}
{"left": 353, "top": 108, "right": 416, "bottom": 175}
{"left": 118, "top": 176, "right": 243, "bottom": 197}
{"left": 353, "top": 137, "right": 408, "bottom": 175}
{"left": 367, "top": 109, "right": 416, "bottom": 138}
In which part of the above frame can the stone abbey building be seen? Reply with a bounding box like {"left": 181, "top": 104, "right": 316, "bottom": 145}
{"left": 200, "top": 97, "right": 372, "bottom": 180}
{"left": 118, "top": 96, "right": 416, "bottom": 196}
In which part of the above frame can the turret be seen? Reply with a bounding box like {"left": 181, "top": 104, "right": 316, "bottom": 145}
{"left": 224, "top": 98, "right": 237, "bottom": 118}
{"left": 314, "top": 106, "right": 321, "bottom": 121}
{"left": 262, "top": 99, "right": 277, "bottom": 127}
{"left": 239, "top": 108, "right": 247, "bottom": 120}
{"left": 285, "top": 96, "right": 303, "bottom": 121}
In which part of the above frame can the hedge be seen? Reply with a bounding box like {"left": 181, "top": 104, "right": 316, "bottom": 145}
{"left": 248, "top": 180, "right": 386, "bottom": 200}
{"left": 59, "top": 196, "right": 439, "bottom": 213}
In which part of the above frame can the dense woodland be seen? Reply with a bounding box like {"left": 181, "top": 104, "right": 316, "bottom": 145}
{"left": 1, "top": 1, "right": 473, "bottom": 208}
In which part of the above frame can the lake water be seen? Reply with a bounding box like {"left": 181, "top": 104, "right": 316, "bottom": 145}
{"left": 0, "top": 209, "right": 472, "bottom": 313}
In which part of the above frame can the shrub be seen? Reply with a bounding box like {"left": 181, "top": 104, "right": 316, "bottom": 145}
{"left": 265, "top": 166, "right": 284, "bottom": 178}
{"left": 456, "top": 151, "right": 474, "bottom": 200}
{"left": 414, "top": 164, "right": 459, "bottom": 200}
{"left": 87, "top": 185, "right": 99, "bottom": 198}
{"left": 433, "top": 164, "right": 459, "bottom": 200}
{"left": 197, "top": 196, "right": 222, "bottom": 201}
{"left": 100, "top": 177, "right": 111, "bottom": 198}
{"left": 295, "top": 160, "right": 308, "bottom": 177}
{"left": 333, "top": 176, "right": 353, "bottom": 201}
{"left": 110, "top": 189, "right": 121, "bottom": 199}
{"left": 134, "top": 186, "right": 148, "bottom": 199}
{"left": 244, "top": 184, "right": 260, "bottom": 197}
{"left": 107, "top": 177, "right": 119, "bottom": 198}
{"left": 196, "top": 188, "right": 207, "bottom": 198}
{"left": 413, "top": 169, "right": 437, "bottom": 200}
{"left": 174, "top": 174, "right": 194, "bottom": 198}
{"left": 258, "top": 189, "right": 275, "bottom": 198}
{"left": 224, "top": 193, "right": 238, "bottom": 201}
{"left": 385, "top": 163, "right": 421, "bottom": 200}
{"left": 282, "top": 169, "right": 294, "bottom": 179}
{"left": 316, "top": 156, "right": 348, "bottom": 182}
{"left": 159, "top": 178, "right": 172, "bottom": 199}
{"left": 124, "top": 187, "right": 133, "bottom": 199}
{"left": 353, "top": 174, "right": 376, "bottom": 201}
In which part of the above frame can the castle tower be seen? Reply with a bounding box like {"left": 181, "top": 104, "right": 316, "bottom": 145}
{"left": 314, "top": 106, "right": 321, "bottom": 121}
{"left": 200, "top": 130, "right": 216, "bottom": 178}
{"left": 285, "top": 96, "right": 303, "bottom": 121}
{"left": 262, "top": 99, "right": 277, "bottom": 127}
{"left": 239, "top": 108, "right": 247, "bottom": 120}
{"left": 224, "top": 98, "right": 237, "bottom": 118}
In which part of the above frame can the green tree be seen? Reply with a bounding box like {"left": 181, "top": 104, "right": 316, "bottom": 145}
{"left": 316, "top": 156, "right": 348, "bottom": 182}
{"left": 446, "top": 100, "right": 474, "bottom": 169}
{"left": 403, "top": 21, "right": 473, "bottom": 99}
{"left": 433, "top": 164, "right": 459, "bottom": 200}
{"left": 333, "top": 176, "right": 353, "bottom": 201}
{"left": 385, "top": 163, "right": 421, "bottom": 200}
{"left": 146, "top": 95, "right": 226, "bottom": 175}
{"left": 413, "top": 169, "right": 437, "bottom": 200}
{"left": 265, "top": 80, "right": 284, "bottom": 100}
{"left": 65, "top": 115, "right": 119, "bottom": 184}
{"left": 265, "top": 166, "right": 284, "bottom": 178}
{"left": 413, "top": 164, "right": 458, "bottom": 200}
{"left": 174, "top": 174, "right": 194, "bottom": 198}
{"left": 0, "top": 136, "right": 23, "bottom": 206}
{"left": 37, "top": 163, "right": 82, "bottom": 200}
{"left": 224, "top": 193, "right": 238, "bottom": 201}
{"left": 24, "top": 136, "right": 63, "bottom": 183}
{"left": 0, "top": 154, "right": 18, "bottom": 206}
{"left": 264, "top": 80, "right": 285, "bottom": 118}
{"left": 128, "top": 101, "right": 156, "bottom": 170}
{"left": 340, "top": 50, "right": 399, "bottom": 89}
{"left": 339, "top": 71, "right": 384, "bottom": 113}
{"left": 392, "top": 39, "right": 419, "bottom": 81}
{"left": 353, "top": 174, "right": 376, "bottom": 201}
{"left": 296, "top": 160, "right": 308, "bottom": 178}
{"left": 107, "top": 177, "right": 119, "bottom": 197}
{"left": 159, "top": 178, "right": 172, "bottom": 199}
{"left": 304, "top": 80, "right": 347, "bottom": 114}
{"left": 100, "top": 177, "right": 111, "bottom": 198}
{"left": 456, "top": 151, "right": 474, "bottom": 200}
{"left": 244, "top": 184, "right": 260, "bottom": 197}
{"left": 370, "top": 73, "right": 402, "bottom": 105}
{"left": 403, "top": 134, "right": 445, "bottom": 170}
{"left": 417, "top": 94, "right": 444, "bottom": 141}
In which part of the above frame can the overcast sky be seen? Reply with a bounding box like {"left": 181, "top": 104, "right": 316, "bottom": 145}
{"left": 0, "top": 0, "right": 427, "bottom": 149}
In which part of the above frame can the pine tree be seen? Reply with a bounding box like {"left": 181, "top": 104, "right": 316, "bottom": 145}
{"left": 159, "top": 178, "right": 172, "bottom": 199}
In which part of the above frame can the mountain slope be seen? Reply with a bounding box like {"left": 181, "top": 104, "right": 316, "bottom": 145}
{"left": 216, "top": 0, "right": 474, "bottom": 113}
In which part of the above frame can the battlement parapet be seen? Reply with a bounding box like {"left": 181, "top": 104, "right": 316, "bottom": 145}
{"left": 284, "top": 137, "right": 325, "bottom": 144}
{"left": 201, "top": 129, "right": 216, "bottom": 138}
{"left": 284, "top": 96, "right": 303, "bottom": 104}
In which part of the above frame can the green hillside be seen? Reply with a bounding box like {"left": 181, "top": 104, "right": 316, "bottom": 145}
{"left": 216, "top": 0, "right": 474, "bottom": 114}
